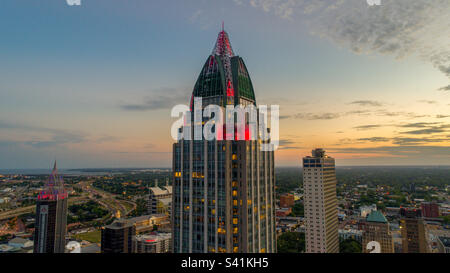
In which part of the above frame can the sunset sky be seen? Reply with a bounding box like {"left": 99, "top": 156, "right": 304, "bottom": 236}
{"left": 0, "top": 0, "right": 449, "bottom": 168}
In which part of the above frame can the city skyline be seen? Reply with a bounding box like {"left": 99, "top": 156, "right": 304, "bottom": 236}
{"left": 1, "top": 0, "right": 449, "bottom": 168}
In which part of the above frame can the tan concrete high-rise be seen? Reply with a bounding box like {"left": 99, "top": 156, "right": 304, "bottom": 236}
{"left": 361, "top": 210, "right": 394, "bottom": 253}
{"left": 303, "top": 148, "right": 339, "bottom": 253}
{"left": 400, "top": 208, "right": 428, "bottom": 253}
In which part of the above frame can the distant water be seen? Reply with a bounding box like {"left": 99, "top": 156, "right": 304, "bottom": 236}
{"left": 0, "top": 169, "right": 113, "bottom": 176}
{"left": 0, "top": 168, "right": 171, "bottom": 176}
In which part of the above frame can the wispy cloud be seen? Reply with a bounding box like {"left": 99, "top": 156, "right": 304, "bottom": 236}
{"left": 120, "top": 87, "right": 188, "bottom": 111}
{"left": 439, "top": 85, "right": 450, "bottom": 91}
{"left": 329, "top": 145, "right": 450, "bottom": 157}
{"left": 353, "top": 124, "right": 382, "bottom": 131}
{"left": 294, "top": 112, "right": 340, "bottom": 120}
{"left": 401, "top": 127, "right": 450, "bottom": 135}
{"left": 237, "top": 0, "right": 450, "bottom": 90}
{"left": 0, "top": 121, "right": 86, "bottom": 148}
{"left": 349, "top": 100, "right": 384, "bottom": 107}
{"left": 417, "top": 100, "right": 437, "bottom": 104}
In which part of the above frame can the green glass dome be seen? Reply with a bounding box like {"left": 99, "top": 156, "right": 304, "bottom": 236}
{"left": 191, "top": 30, "right": 256, "bottom": 107}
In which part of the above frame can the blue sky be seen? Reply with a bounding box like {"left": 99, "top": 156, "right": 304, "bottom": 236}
{"left": 0, "top": 0, "right": 449, "bottom": 168}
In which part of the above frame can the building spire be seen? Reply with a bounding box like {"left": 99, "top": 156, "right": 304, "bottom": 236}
{"left": 38, "top": 161, "right": 67, "bottom": 201}
{"left": 212, "top": 26, "right": 234, "bottom": 57}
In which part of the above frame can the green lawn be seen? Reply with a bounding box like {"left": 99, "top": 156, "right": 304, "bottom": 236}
{"left": 73, "top": 230, "right": 101, "bottom": 243}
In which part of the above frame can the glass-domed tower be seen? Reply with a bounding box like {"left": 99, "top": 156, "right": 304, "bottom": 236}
{"left": 172, "top": 29, "right": 276, "bottom": 253}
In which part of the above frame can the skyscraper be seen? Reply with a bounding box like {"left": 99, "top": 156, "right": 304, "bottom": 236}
{"left": 360, "top": 210, "right": 394, "bottom": 253}
{"left": 400, "top": 208, "right": 429, "bottom": 253}
{"left": 101, "top": 219, "right": 135, "bottom": 253}
{"left": 303, "top": 148, "right": 339, "bottom": 253}
{"left": 34, "top": 161, "right": 68, "bottom": 253}
{"left": 172, "top": 29, "right": 276, "bottom": 253}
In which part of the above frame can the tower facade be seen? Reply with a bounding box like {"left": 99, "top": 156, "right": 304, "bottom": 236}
{"left": 303, "top": 148, "right": 339, "bottom": 253}
{"left": 101, "top": 219, "right": 135, "bottom": 253}
{"left": 172, "top": 29, "right": 276, "bottom": 253}
{"left": 360, "top": 210, "right": 394, "bottom": 253}
{"left": 400, "top": 208, "right": 428, "bottom": 253}
{"left": 34, "top": 161, "right": 68, "bottom": 253}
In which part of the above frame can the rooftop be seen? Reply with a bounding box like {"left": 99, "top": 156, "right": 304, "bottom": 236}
{"left": 366, "top": 210, "right": 388, "bottom": 223}
{"left": 438, "top": 236, "right": 450, "bottom": 248}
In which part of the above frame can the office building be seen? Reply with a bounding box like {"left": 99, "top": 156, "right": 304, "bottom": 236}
{"left": 34, "top": 161, "right": 68, "bottom": 253}
{"left": 360, "top": 210, "right": 394, "bottom": 253}
{"left": 172, "top": 29, "right": 276, "bottom": 253}
{"left": 101, "top": 219, "right": 135, "bottom": 253}
{"left": 303, "top": 148, "right": 339, "bottom": 253}
{"left": 400, "top": 208, "right": 428, "bottom": 253}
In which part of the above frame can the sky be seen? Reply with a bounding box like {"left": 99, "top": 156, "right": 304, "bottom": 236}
{"left": 0, "top": 0, "right": 449, "bottom": 169}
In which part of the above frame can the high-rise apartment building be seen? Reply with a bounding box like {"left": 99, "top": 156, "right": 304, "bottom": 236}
{"left": 34, "top": 161, "right": 68, "bottom": 253}
{"left": 360, "top": 210, "right": 394, "bottom": 253}
{"left": 101, "top": 219, "right": 135, "bottom": 253}
{"left": 303, "top": 148, "right": 339, "bottom": 253}
{"left": 400, "top": 208, "right": 428, "bottom": 253}
{"left": 172, "top": 29, "right": 276, "bottom": 253}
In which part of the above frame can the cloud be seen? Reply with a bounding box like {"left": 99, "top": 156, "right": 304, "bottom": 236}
{"left": 279, "top": 115, "right": 291, "bottom": 120}
{"left": 353, "top": 124, "right": 382, "bottom": 130}
{"left": 329, "top": 145, "right": 450, "bottom": 158}
{"left": 401, "top": 127, "right": 449, "bottom": 135}
{"left": 120, "top": 87, "right": 188, "bottom": 111}
{"left": 439, "top": 85, "right": 450, "bottom": 91}
{"left": 237, "top": 0, "right": 450, "bottom": 89}
{"left": 358, "top": 137, "right": 390, "bottom": 143}
{"left": 292, "top": 108, "right": 432, "bottom": 121}
{"left": 0, "top": 121, "right": 86, "bottom": 148}
{"left": 343, "top": 135, "right": 449, "bottom": 146}
{"left": 391, "top": 137, "right": 449, "bottom": 145}
{"left": 349, "top": 100, "right": 384, "bottom": 107}
{"left": 436, "top": 115, "right": 450, "bottom": 119}
{"left": 417, "top": 100, "right": 437, "bottom": 104}
{"left": 294, "top": 112, "right": 340, "bottom": 120}
{"left": 245, "top": 0, "right": 296, "bottom": 19}
{"left": 374, "top": 110, "right": 430, "bottom": 119}
{"left": 398, "top": 122, "right": 441, "bottom": 128}
{"left": 189, "top": 9, "right": 203, "bottom": 23}
{"left": 278, "top": 139, "right": 301, "bottom": 150}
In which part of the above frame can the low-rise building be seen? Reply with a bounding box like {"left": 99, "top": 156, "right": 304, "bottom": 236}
{"left": 360, "top": 204, "right": 377, "bottom": 218}
{"left": 128, "top": 214, "right": 171, "bottom": 234}
{"left": 132, "top": 233, "right": 171, "bottom": 253}
{"left": 338, "top": 229, "right": 362, "bottom": 243}
{"left": 437, "top": 236, "right": 450, "bottom": 253}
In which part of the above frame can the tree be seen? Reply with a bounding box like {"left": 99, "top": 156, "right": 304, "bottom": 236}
{"left": 277, "top": 232, "right": 305, "bottom": 253}
{"left": 339, "top": 239, "right": 361, "bottom": 253}
{"left": 289, "top": 202, "right": 304, "bottom": 217}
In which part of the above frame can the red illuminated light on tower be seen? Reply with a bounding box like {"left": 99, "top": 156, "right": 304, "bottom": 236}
{"left": 38, "top": 161, "right": 68, "bottom": 201}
